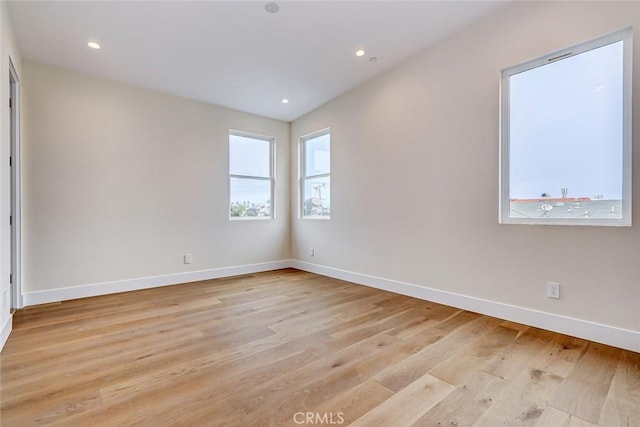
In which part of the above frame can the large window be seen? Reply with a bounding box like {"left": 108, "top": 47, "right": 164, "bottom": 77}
{"left": 229, "top": 131, "right": 274, "bottom": 219}
{"left": 300, "top": 129, "right": 330, "bottom": 218}
{"left": 500, "top": 28, "right": 632, "bottom": 226}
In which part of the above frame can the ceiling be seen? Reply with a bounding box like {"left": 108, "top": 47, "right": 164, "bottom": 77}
{"left": 7, "top": 1, "right": 508, "bottom": 122}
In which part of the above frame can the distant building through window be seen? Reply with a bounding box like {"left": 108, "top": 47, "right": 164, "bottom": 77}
{"left": 300, "top": 129, "right": 330, "bottom": 218}
{"left": 500, "top": 28, "right": 632, "bottom": 226}
{"left": 229, "top": 131, "right": 274, "bottom": 219}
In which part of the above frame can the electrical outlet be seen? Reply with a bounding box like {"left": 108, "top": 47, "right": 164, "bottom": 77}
{"left": 184, "top": 254, "right": 192, "bottom": 264}
{"left": 309, "top": 248, "right": 315, "bottom": 257}
{"left": 547, "top": 282, "right": 560, "bottom": 299}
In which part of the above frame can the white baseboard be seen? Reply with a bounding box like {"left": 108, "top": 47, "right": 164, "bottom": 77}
{"left": 290, "top": 260, "right": 640, "bottom": 353}
{"left": 1, "top": 314, "right": 12, "bottom": 353}
{"left": 22, "top": 260, "right": 291, "bottom": 306}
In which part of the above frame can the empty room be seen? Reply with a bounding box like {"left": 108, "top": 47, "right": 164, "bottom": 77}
{"left": 0, "top": 0, "right": 639, "bottom": 425}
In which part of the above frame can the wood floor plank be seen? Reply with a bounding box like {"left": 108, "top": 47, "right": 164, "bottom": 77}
{"left": 1, "top": 268, "right": 637, "bottom": 426}
{"left": 473, "top": 333, "right": 587, "bottom": 426}
{"left": 430, "top": 325, "right": 519, "bottom": 385}
{"left": 373, "top": 314, "right": 503, "bottom": 392}
{"left": 499, "top": 320, "right": 530, "bottom": 337}
{"left": 482, "top": 327, "right": 557, "bottom": 381}
{"left": 598, "top": 350, "right": 640, "bottom": 426}
{"left": 350, "top": 373, "right": 454, "bottom": 426}
{"left": 535, "top": 406, "right": 597, "bottom": 427}
{"left": 390, "top": 306, "right": 460, "bottom": 340}
{"left": 412, "top": 371, "right": 508, "bottom": 426}
{"left": 550, "top": 342, "right": 621, "bottom": 424}
{"left": 302, "top": 379, "right": 394, "bottom": 426}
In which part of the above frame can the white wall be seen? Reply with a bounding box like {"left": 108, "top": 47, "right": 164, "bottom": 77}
{"left": 21, "top": 61, "right": 290, "bottom": 300}
{"left": 291, "top": 1, "right": 640, "bottom": 345}
{"left": 0, "top": 0, "right": 22, "bottom": 350}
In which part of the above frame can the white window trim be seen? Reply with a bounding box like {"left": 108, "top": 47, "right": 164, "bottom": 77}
{"left": 229, "top": 129, "right": 275, "bottom": 221}
{"left": 300, "top": 128, "right": 331, "bottom": 219}
{"left": 499, "top": 27, "right": 633, "bottom": 226}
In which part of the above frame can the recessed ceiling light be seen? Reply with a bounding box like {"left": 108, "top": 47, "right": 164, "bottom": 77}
{"left": 369, "top": 56, "right": 378, "bottom": 63}
{"left": 87, "top": 41, "right": 101, "bottom": 50}
{"left": 355, "top": 49, "right": 365, "bottom": 57}
{"left": 282, "top": 98, "right": 289, "bottom": 104}
{"left": 265, "top": 2, "right": 279, "bottom": 13}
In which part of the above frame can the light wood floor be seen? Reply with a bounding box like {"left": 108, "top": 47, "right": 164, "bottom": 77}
{"left": 1, "top": 269, "right": 638, "bottom": 426}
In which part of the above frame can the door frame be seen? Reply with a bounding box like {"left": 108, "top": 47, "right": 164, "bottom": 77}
{"left": 9, "top": 58, "right": 22, "bottom": 310}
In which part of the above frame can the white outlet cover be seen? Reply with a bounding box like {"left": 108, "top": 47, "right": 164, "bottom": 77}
{"left": 547, "top": 282, "right": 560, "bottom": 299}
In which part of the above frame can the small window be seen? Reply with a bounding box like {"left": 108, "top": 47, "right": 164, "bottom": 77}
{"left": 500, "top": 28, "right": 632, "bottom": 226}
{"left": 229, "top": 131, "right": 274, "bottom": 219}
{"left": 300, "top": 129, "right": 330, "bottom": 218}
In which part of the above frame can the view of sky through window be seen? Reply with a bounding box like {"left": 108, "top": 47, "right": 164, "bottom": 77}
{"left": 304, "top": 133, "right": 330, "bottom": 176}
{"left": 229, "top": 134, "right": 271, "bottom": 178}
{"left": 509, "top": 41, "right": 623, "bottom": 201}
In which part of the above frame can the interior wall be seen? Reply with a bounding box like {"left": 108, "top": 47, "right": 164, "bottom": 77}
{"left": 1, "top": 0, "right": 22, "bottom": 348}
{"left": 291, "top": 1, "right": 640, "bottom": 334}
{"left": 22, "top": 61, "right": 290, "bottom": 295}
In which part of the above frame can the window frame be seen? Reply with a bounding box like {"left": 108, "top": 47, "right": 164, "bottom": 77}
{"left": 499, "top": 27, "right": 633, "bottom": 226}
{"left": 228, "top": 130, "right": 275, "bottom": 221}
{"left": 300, "top": 128, "right": 331, "bottom": 219}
